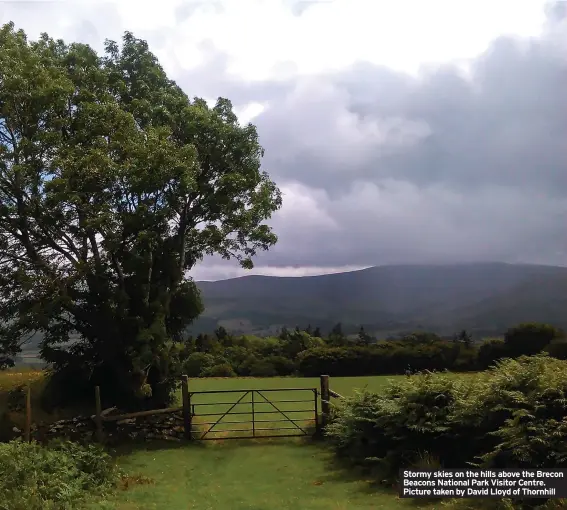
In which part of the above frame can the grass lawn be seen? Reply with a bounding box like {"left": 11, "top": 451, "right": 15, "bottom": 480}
{"left": 92, "top": 440, "right": 432, "bottom": 510}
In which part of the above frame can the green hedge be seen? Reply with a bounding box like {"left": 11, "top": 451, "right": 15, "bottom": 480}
{"left": 325, "top": 354, "right": 567, "bottom": 491}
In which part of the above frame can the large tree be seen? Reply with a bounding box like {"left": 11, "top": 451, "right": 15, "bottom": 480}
{"left": 0, "top": 23, "right": 281, "bottom": 407}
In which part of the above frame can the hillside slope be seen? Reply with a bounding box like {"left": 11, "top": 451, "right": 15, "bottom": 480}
{"left": 190, "top": 263, "right": 567, "bottom": 336}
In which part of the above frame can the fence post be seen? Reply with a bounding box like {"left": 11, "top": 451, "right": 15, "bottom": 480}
{"left": 24, "top": 384, "right": 31, "bottom": 443}
{"left": 320, "top": 374, "right": 330, "bottom": 430}
{"left": 94, "top": 386, "right": 103, "bottom": 443}
{"left": 181, "top": 375, "right": 192, "bottom": 440}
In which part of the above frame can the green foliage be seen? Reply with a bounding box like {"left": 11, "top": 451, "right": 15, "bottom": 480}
{"left": 265, "top": 355, "right": 297, "bottom": 375}
{"left": 504, "top": 323, "right": 564, "bottom": 357}
{"left": 463, "top": 355, "right": 567, "bottom": 470}
{"left": 545, "top": 339, "right": 567, "bottom": 360}
{"left": 297, "top": 341, "right": 468, "bottom": 377}
{"left": 0, "top": 23, "right": 281, "bottom": 408}
{"left": 328, "top": 322, "right": 347, "bottom": 346}
{"left": 0, "top": 439, "right": 119, "bottom": 510}
{"left": 326, "top": 354, "right": 567, "bottom": 497}
{"left": 477, "top": 338, "right": 508, "bottom": 369}
{"left": 326, "top": 371, "right": 468, "bottom": 476}
{"left": 248, "top": 359, "right": 278, "bottom": 377}
{"left": 200, "top": 363, "right": 237, "bottom": 378}
{"left": 173, "top": 322, "right": 567, "bottom": 380}
{"left": 182, "top": 352, "right": 216, "bottom": 377}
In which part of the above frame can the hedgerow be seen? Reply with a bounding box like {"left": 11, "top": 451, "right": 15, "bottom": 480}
{"left": 326, "top": 354, "right": 567, "bottom": 490}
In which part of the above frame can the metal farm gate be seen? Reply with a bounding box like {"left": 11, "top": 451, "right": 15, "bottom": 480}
{"left": 187, "top": 387, "right": 319, "bottom": 440}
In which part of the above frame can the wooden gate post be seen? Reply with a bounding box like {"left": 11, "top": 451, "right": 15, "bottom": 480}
{"left": 181, "top": 375, "right": 192, "bottom": 440}
{"left": 94, "top": 386, "right": 103, "bottom": 443}
{"left": 320, "top": 375, "right": 330, "bottom": 430}
{"left": 24, "top": 384, "right": 32, "bottom": 443}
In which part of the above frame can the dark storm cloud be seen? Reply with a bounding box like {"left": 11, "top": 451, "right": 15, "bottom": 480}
{"left": 252, "top": 28, "right": 567, "bottom": 199}
{"left": 190, "top": 8, "right": 567, "bottom": 272}
{"left": 172, "top": 6, "right": 567, "bottom": 274}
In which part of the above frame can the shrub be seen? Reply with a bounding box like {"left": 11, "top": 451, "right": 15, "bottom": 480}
{"left": 0, "top": 439, "right": 119, "bottom": 510}
{"left": 297, "top": 342, "right": 473, "bottom": 377}
{"left": 326, "top": 354, "right": 567, "bottom": 491}
{"left": 266, "top": 355, "right": 297, "bottom": 375}
{"left": 325, "top": 371, "right": 469, "bottom": 478}
{"left": 248, "top": 359, "right": 278, "bottom": 377}
{"left": 461, "top": 354, "right": 567, "bottom": 470}
{"left": 545, "top": 339, "right": 567, "bottom": 360}
{"left": 237, "top": 354, "right": 261, "bottom": 376}
{"left": 7, "top": 384, "right": 26, "bottom": 411}
{"left": 503, "top": 323, "right": 564, "bottom": 358}
{"left": 182, "top": 352, "right": 217, "bottom": 377}
{"left": 477, "top": 338, "right": 508, "bottom": 369}
{"left": 201, "top": 363, "right": 237, "bottom": 378}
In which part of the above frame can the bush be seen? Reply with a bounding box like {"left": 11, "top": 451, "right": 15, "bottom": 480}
{"left": 182, "top": 352, "right": 217, "bottom": 377}
{"left": 297, "top": 342, "right": 473, "bottom": 377}
{"left": 266, "top": 355, "right": 297, "bottom": 375}
{"left": 325, "top": 371, "right": 469, "bottom": 478}
{"left": 248, "top": 359, "right": 278, "bottom": 377}
{"left": 0, "top": 439, "right": 119, "bottom": 510}
{"left": 7, "top": 384, "right": 26, "bottom": 411}
{"left": 462, "top": 355, "right": 567, "bottom": 470}
{"left": 477, "top": 338, "right": 508, "bottom": 369}
{"left": 326, "top": 354, "right": 567, "bottom": 492}
{"left": 504, "top": 323, "right": 564, "bottom": 358}
{"left": 201, "top": 363, "right": 237, "bottom": 378}
{"left": 545, "top": 339, "right": 567, "bottom": 360}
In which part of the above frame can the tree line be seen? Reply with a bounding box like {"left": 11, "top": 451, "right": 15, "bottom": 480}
{"left": 174, "top": 321, "right": 565, "bottom": 379}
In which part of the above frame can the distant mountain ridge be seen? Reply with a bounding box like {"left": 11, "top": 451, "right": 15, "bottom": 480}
{"left": 190, "top": 262, "right": 567, "bottom": 337}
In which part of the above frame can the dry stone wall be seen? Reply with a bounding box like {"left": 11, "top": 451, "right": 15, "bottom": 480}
{"left": 12, "top": 411, "right": 187, "bottom": 445}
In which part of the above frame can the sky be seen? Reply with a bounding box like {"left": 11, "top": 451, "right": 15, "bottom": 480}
{"left": 2, "top": 0, "right": 566, "bottom": 280}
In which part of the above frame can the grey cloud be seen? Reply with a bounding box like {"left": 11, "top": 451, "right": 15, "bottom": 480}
{"left": 252, "top": 27, "right": 567, "bottom": 199}
{"left": 249, "top": 182, "right": 567, "bottom": 269}
{"left": 545, "top": 0, "right": 567, "bottom": 22}
{"left": 173, "top": 8, "right": 567, "bottom": 275}
{"left": 205, "top": 10, "right": 567, "bottom": 272}
{"left": 282, "top": 0, "right": 333, "bottom": 17}
{"left": 175, "top": 1, "right": 224, "bottom": 23}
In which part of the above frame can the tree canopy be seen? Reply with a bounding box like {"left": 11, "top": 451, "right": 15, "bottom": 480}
{"left": 0, "top": 23, "right": 281, "bottom": 407}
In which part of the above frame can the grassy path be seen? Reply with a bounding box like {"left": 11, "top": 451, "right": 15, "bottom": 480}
{"left": 95, "top": 440, "right": 428, "bottom": 510}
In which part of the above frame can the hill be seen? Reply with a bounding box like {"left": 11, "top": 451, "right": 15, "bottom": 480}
{"left": 190, "top": 262, "right": 567, "bottom": 337}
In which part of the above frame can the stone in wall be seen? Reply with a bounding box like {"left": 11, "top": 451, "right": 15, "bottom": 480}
{"left": 15, "top": 410, "right": 187, "bottom": 445}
